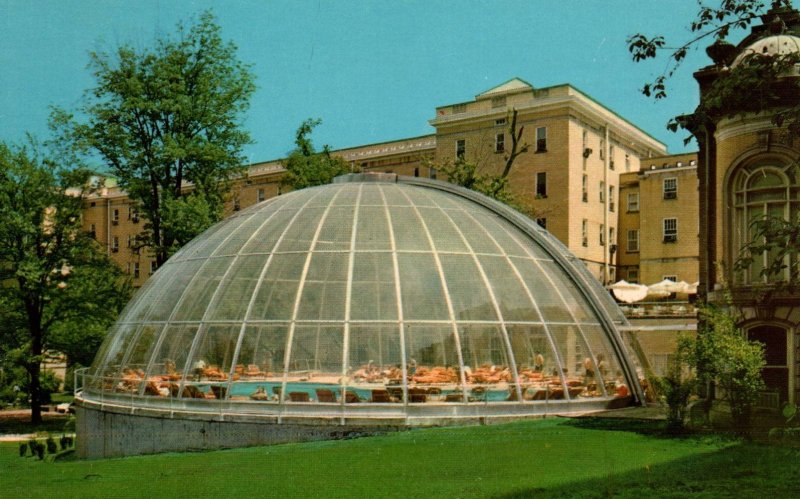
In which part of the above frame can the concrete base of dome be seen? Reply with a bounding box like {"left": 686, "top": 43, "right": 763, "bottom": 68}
{"left": 74, "top": 394, "right": 635, "bottom": 459}
{"left": 75, "top": 401, "right": 403, "bottom": 459}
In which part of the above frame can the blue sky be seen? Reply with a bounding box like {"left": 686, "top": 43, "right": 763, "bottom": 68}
{"left": 0, "top": 1, "right": 747, "bottom": 162}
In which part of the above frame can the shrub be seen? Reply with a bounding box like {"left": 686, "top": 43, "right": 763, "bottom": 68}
{"left": 46, "top": 437, "right": 58, "bottom": 454}
{"left": 652, "top": 334, "right": 696, "bottom": 431}
{"left": 18, "top": 442, "right": 27, "bottom": 457}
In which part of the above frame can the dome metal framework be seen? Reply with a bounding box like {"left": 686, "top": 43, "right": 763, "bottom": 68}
{"left": 79, "top": 174, "right": 643, "bottom": 420}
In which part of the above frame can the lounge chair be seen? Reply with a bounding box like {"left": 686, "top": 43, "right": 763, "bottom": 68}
{"left": 316, "top": 388, "right": 337, "bottom": 403}
{"left": 371, "top": 389, "right": 391, "bottom": 403}
{"left": 345, "top": 390, "right": 361, "bottom": 403}
{"left": 289, "top": 391, "right": 310, "bottom": 402}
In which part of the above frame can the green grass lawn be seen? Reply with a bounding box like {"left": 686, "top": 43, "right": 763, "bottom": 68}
{"left": 1, "top": 417, "right": 798, "bottom": 498}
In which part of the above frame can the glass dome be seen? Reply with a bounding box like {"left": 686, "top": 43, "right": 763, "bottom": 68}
{"left": 84, "top": 174, "right": 641, "bottom": 417}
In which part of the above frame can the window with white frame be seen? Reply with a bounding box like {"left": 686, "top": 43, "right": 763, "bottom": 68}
{"left": 600, "top": 224, "right": 605, "bottom": 246}
{"left": 535, "top": 172, "right": 547, "bottom": 198}
{"left": 536, "top": 127, "right": 547, "bottom": 152}
{"left": 599, "top": 181, "right": 605, "bottom": 202}
{"left": 582, "top": 219, "right": 588, "bottom": 247}
{"left": 627, "top": 267, "right": 639, "bottom": 283}
{"left": 609, "top": 227, "right": 615, "bottom": 247}
{"left": 663, "top": 218, "right": 677, "bottom": 243}
{"left": 627, "top": 229, "right": 639, "bottom": 252}
{"left": 257, "top": 188, "right": 265, "bottom": 202}
{"left": 663, "top": 275, "right": 677, "bottom": 282}
{"left": 112, "top": 236, "right": 119, "bottom": 252}
{"left": 456, "top": 139, "right": 466, "bottom": 159}
{"left": 112, "top": 208, "right": 119, "bottom": 224}
{"left": 599, "top": 138, "right": 605, "bottom": 159}
{"left": 609, "top": 185, "right": 615, "bottom": 212}
{"left": 663, "top": 178, "right": 677, "bottom": 199}
{"left": 627, "top": 192, "right": 639, "bottom": 212}
{"left": 495, "top": 133, "right": 505, "bottom": 153}
{"left": 582, "top": 175, "right": 588, "bottom": 202}
{"left": 609, "top": 145, "right": 615, "bottom": 170}
{"left": 133, "top": 262, "right": 140, "bottom": 279}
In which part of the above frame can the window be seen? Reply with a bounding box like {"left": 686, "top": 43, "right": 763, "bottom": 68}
{"left": 599, "top": 181, "right": 605, "bottom": 203}
{"left": 609, "top": 227, "right": 615, "bottom": 248}
{"left": 233, "top": 198, "right": 241, "bottom": 212}
{"left": 582, "top": 130, "right": 589, "bottom": 170}
{"left": 582, "top": 219, "right": 588, "bottom": 247}
{"left": 89, "top": 224, "right": 96, "bottom": 239}
{"left": 257, "top": 188, "right": 265, "bottom": 202}
{"left": 536, "top": 218, "right": 547, "bottom": 229}
{"left": 663, "top": 218, "right": 677, "bottom": 243}
{"left": 112, "top": 236, "right": 119, "bottom": 252}
{"left": 495, "top": 118, "right": 507, "bottom": 125}
{"left": 536, "top": 127, "right": 547, "bottom": 152}
{"left": 491, "top": 95, "right": 506, "bottom": 108}
{"left": 609, "top": 145, "right": 615, "bottom": 170}
{"left": 149, "top": 261, "right": 157, "bottom": 276}
{"left": 627, "top": 229, "right": 639, "bottom": 252}
{"left": 133, "top": 262, "right": 140, "bottom": 279}
{"left": 456, "top": 139, "right": 466, "bottom": 159}
{"left": 452, "top": 103, "right": 467, "bottom": 114}
{"left": 132, "top": 209, "right": 139, "bottom": 223}
{"left": 663, "top": 178, "right": 677, "bottom": 199}
{"left": 627, "top": 268, "right": 639, "bottom": 283}
{"left": 430, "top": 168, "right": 437, "bottom": 180}
{"left": 599, "top": 138, "right": 605, "bottom": 160}
{"left": 495, "top": 133, "right": 505, "bottom": 153}
{"left": 112, "top": 209, "right": 119, "bottom": 225}
{"left": 535, "top": 172, "right": 547, "bottom": 198}
{"left": 733, "top": 166, "right": 798, "bottom": 283}
{"left": 127, "top": 235, "right": 132, "bottom": 248}
{"left": 663, "top": 275, "right": 677, "bottom": 282}
{"left": 625, "top": 153, "right": 631, "bottom": 172}
{"left": 627, "top": 192, "right": 639, "bottom": 212}
{"left": 582, "top": 175, "right": 588, "bottom": 202}
{"left": 609, "top": 185, "right": 615, "bottom": 212}
{"left": 600, "top": 224, "right": 605, "bottom": 246}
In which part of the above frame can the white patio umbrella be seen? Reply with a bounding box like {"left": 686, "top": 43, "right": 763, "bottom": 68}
{"left": 608, "top": 280, "right": 649, "bottom": 303}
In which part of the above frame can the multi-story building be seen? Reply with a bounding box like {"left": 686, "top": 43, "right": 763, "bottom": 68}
{"left": 429, "top": 78, "right": 666, "bottom": 282}
{"left": 617, "top": 152, "right": 700, "bottom": 285}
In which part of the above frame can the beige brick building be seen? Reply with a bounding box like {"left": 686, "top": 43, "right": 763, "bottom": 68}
{"left": 617, "top": 152, "right": 700, "bottom": 286}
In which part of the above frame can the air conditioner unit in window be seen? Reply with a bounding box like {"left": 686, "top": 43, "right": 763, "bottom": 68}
{"left": 583, "top": 148, "right": 592, "bottom": 158}
{"left": 111, "top": 247, "right": 119, "bottom": 253}
{"left": 112, "top": 220, "right": 119, "bottom": 225}
{"left": 663, "top": 235, "right": 677, "bottom": 243}
{"left": 664, "top": 191, "right": 677, "bottom": 200}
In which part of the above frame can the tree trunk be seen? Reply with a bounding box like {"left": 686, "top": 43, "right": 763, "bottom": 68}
{"left": 29, "top": 325, "right": 44, "bottom": 425}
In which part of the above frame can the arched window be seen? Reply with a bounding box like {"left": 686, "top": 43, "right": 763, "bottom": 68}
{"left": 732, "top": 164, "right": 799, "bottom": 283}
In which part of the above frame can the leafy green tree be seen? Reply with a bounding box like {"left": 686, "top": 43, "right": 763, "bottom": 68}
{"left": 0, "top": 141, "right": 131, "bottom": 423}
{"left": 51, "top": 11, "right": 255, "bottom": 266}
{"left": 281, "top": 119, "right": 353, "bottom": 190}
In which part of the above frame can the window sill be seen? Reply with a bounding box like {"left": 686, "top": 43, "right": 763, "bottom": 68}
{"left": 535, "top": 149, "right": 547, "bottom": 154}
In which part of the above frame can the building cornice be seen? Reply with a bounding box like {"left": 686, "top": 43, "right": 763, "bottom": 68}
{"left": 715, "top": 114, "right": 776, "bottom": 142}
{"left": 430, "top": 89, "right": 666, "bottom": 156}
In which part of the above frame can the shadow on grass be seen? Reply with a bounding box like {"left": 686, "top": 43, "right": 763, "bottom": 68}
{"left": 496, "top": 439, "right": 800, "bottom": 498}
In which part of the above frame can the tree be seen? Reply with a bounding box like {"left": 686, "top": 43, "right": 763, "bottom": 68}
{"left": 431, "top": 108, "right": 533, "bottom": 213}
{"left": 281, "top": 119, "right": 353, "bottom": 190}
{"left": 52, "top": 11, "right": 256, "bottom": 265}
{"left": 0, "top": 140, "right": 131, "bottom": 423}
